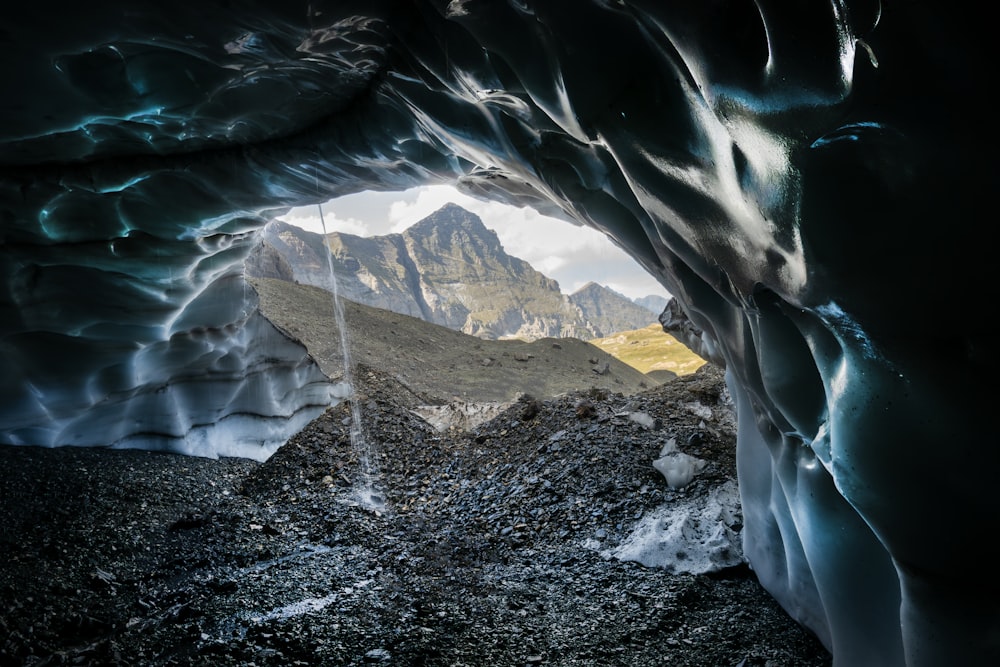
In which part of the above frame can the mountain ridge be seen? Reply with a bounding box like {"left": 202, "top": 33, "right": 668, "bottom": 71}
{"left": 248, "top": 203, "right": 663, "bottom": 340}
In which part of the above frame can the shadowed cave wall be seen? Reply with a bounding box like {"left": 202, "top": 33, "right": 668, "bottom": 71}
{"left": 0, "top": 2, "right": 996, "bottom": 665}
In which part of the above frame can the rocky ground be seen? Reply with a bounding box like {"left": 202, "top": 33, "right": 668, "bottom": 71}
{"left": 0, "top": 364, "right": 831, "bottom": 666}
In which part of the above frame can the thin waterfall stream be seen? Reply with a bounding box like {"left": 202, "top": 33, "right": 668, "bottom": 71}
{"left": 317, "top": 204, "right": 385, "bottom": 512}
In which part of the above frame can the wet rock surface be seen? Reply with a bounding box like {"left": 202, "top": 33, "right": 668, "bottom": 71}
{"left": 0, "top": 365, "right": 830, "bottom": 666}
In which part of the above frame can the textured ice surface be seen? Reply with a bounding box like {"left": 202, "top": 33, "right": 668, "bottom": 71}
{"left": 1, "top": 2, "right": 996, "bottom": 664}
{"left": 608, "top": 480, "right": 742, "bottom": 575}
{"left": 412, "top": 402, "right": 512, "bottom": 432}
{"left": 650, "top": 436, "right": 707, "bottom": 489}
{"left": 653, "top": 453, "right": 707, "bottom": 490}
{"left": 0, "top": 252, "right": 336, "bottom": 460}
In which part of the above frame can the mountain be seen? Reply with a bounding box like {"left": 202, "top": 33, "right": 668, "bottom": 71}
{"left": 633, "top": 294, "right": 669, "bottom": 315}
{"left": 244, "top": 238, "right": 296, "bottom": 281}
{"left": 248, "top": 203, "right": 658, "bottom": 340}
{"left": 568, "top": 282, "right": 659, "bottom": 337}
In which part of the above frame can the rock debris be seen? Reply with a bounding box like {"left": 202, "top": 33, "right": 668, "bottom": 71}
{"left": 0, "top": 365, "right": 830, "bottom": 666}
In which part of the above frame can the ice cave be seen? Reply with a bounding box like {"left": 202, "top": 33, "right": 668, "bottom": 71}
{"left": 0, "top": 1, "right": 996, "bottom": 665}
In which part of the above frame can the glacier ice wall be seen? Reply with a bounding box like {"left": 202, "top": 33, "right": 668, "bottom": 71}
{"left": 0, "top": 202, "right": 337, "bottom": 460}
{"left": 1, "top": 1, "right": 996, "bottom": 664}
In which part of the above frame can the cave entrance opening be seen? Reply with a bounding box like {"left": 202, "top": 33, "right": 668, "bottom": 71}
{"left": 276, "top": 184, "right": 670, "bottom": 305}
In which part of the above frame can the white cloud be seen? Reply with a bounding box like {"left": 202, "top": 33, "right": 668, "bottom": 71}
{"left": 533, "top": 255, "right": 568, "bottom": 275}
{"left": 278, "top": 208, "right": 369, "bottom": 236}
{"left": 325, "top": 215, "right": 369, "bottom": 237}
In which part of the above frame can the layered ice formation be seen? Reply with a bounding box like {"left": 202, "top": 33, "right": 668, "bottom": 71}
{"left": 0, "top": 1, "right": 995, "bottom": 664}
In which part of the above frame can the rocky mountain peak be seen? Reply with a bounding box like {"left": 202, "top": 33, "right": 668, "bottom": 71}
{"left": 572, "top": 281, "right": 613, "bottom": 297}
{"left": 404, "top": 204, "right": 502, "bottom": 254}
{"left": 414, "top": 202, "right": 483, "bottom": 228}
{"left": 249, "top": 204, "right": 661, "bottom": 339}
{"left": 568, "top": 281, "right": 658, "bottom": 338}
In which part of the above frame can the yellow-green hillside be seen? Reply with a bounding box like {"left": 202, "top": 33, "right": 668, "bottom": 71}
{"left": 591, "top": 324, "right": 706, "bottom": 376}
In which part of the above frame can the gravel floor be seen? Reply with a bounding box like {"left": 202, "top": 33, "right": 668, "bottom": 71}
{"left": 0, "top": 365, "right": 831, "bottom": 666}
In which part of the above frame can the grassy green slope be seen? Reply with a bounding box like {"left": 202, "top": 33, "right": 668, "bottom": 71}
{"left": 590, "top": 324, "right": 706, "bottom": 376}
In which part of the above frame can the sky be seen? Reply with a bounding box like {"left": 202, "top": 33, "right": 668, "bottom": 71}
{"left": 276, "top": 184, "right": 669, "bottom": 301}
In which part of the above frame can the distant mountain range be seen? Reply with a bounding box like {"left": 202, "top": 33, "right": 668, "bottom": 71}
{"left": 247, "top": 203, "right": 666, "bottom": 340}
